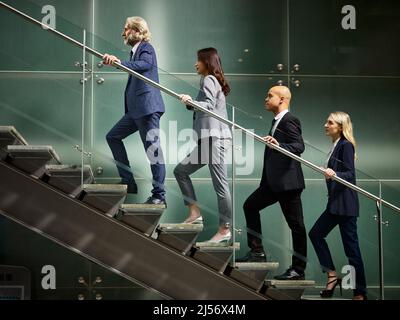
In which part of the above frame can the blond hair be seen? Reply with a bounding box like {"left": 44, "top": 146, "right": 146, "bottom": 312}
{"left": 329, "top": 111, "right": 357, "bottom": 158}
{"left": 126, "top": 16, "right": 151, "bottom": 42}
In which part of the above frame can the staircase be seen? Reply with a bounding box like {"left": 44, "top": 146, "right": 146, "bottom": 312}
{"left": 0, "top": 126, "right": 315, "bottom": 300}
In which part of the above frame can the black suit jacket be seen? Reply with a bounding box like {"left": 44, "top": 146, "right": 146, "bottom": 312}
{"left": 326, "top": 138, "right": 359, "bottom": 216}
{"left": 261, "top": 112, "right": 305, "bottom": 192}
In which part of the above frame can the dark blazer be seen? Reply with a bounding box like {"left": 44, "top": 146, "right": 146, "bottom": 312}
{"left": 261, "top": 112, "right": 305, "bottom": 192}
{"left": 120, "top": 41, "right": 165, "bottom": 119}
{"left": 326, "top": 138, "right": 359, "bottom": 217}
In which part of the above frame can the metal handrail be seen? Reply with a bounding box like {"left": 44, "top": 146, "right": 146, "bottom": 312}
{"left": 1, "top": 0, "right": 400, "bottom": 215}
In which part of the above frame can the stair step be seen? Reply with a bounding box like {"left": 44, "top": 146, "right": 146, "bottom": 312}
{"left": 265, "top": 279, "right": 315, "bottom": 289}
{"left": 189, "top": 243, "right": 239, "bottom": 274}
{"left": 158, "top": 223, "right": 203, "bottom": 232}
{"left": 157, "top": 223, "right": 203, "bottom": 255}
{"left": 262, "top": 279, "right": 316, "bottom": 300}
{"left": 82, "top": 184, "right": 127, "bottom": 194}
{"left": 301, "top": 295, "right": 350, "bottom": 300}
{"left": 225, "top": 262, "right": 279, "bottom": 292}
{"left": 7, "top": 145, "right": 61, "bottom": 162}
{"left": 235, "top": 262, "right": 279, "bottom": 271}
{"left": 117, "top": 204, "right": 165, "bottom": 236}
{"left": 195, "top": 242, "right": 240, "bottom": 250}
{"left": 6, "top": 145, "right": 61, "bottom": 177}
{"left": 44, "top": 165, "right": 94, "bottom": 197}
{"left": 80, "top": 184, "right": 127, "bottom": 217}
{"left": 0, "top": 126, "right": 28, "bottom": 144}
{"left": 0, "top": 126, "right": 28, "bottom": 159}
{"left": 120, "top": 203, "right": 166, "bottom": 213}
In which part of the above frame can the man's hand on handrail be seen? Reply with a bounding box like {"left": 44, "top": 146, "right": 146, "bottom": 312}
{"left": 263, "top": 135, "right": 279, "bottom": 147}
{"left": 103, "top": 53, "right": 121, "bottom": 65}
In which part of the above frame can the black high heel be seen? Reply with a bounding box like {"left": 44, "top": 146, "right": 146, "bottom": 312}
{"left": 320, "top": 275, "right": 342, "bottom": 298}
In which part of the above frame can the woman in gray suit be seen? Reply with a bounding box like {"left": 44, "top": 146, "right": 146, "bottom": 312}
{"left": 174, "top": 47, "right": 232, "bottom": 243}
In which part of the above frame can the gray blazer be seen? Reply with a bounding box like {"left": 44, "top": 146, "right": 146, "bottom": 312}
{"left": 190, "top": 75, "right": 232, "bottom": 140}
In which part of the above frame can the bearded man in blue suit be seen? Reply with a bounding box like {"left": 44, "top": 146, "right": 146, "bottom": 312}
{"left": 103, "top": 16, "right": 166, "bottom": 205}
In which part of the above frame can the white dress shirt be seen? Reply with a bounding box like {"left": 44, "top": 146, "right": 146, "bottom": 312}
{"left": 271, "top": 109, "right": 289, "bottom": 136}
{"left": 130, "top": 41, "right": 141, "bottom": 59}
{"left": 324, "top": 137, "right": 341, "bottom": 168}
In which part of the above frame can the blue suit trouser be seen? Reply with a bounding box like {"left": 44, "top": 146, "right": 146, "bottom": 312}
{"left": 309, "top": 210, "right": 367, "bottom": 295}
{"left": 106, "top": 112, "right": 166, "bottom": 199}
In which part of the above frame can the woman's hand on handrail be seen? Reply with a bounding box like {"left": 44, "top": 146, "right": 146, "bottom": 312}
{"left": 324, "top": 168, "right": 337, "bottom": 180}
{"left": 179, "top": 94, "right": 192, "bottom": 104}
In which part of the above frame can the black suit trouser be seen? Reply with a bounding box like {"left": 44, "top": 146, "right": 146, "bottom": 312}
{"left": 243, "top": 184, "right": 307, "bottom": 272}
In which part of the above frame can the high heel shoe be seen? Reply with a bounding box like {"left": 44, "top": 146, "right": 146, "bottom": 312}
{"left": 183, "top": 216, "right": 203, "bottom": 224}
{"left": 206, "top": 231, "right": 232, "bottom": 244}
{"left": 320, "top": 275, "right": 342, "bottom": 298}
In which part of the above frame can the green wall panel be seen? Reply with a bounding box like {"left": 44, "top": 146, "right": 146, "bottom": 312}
{"left": 0, "top": 72, "right": 88, "bottom": 165}
{"left": 0, "top": 0, "right": 93, "bottom": 71}
{"left": 289, "top": 0, "right": 400, "bottom": 76}
{"left": 92, "top": 0, "right": 288, "bottom": 74}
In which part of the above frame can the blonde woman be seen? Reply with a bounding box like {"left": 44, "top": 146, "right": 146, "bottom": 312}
{"left": 308, "top": 112, "right": 367, "bottom": 300}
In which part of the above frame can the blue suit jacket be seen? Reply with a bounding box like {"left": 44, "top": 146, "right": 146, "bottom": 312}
{"left": 326, "top": 138, "right": 359, "bottom": 217}
{"left": 120, "top": 42, "right": 165, "bottom": 119}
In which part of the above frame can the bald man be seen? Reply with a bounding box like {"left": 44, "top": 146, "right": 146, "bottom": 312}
{"left": 237, "top": 86, "right": 307, "bottom": 280}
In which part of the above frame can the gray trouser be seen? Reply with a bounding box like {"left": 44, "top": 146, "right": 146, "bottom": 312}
{"left": 173, "top": 137, "right": 232, "bottom": 227}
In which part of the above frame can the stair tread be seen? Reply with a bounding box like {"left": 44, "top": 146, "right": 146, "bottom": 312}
{"left": 302, "top": 295, "right": 350, "bottom": 301}
{"left": 195, "top": 242, "right": 240, "bottom": 250}
{"left": 121, "top": 203, "right": 166, "bottom": 213}
{"left": 265, "top": 279, "right": 315, "bottom": 288}
{"left": 158, "top": 223, "right": 203, "bottom": 231}
{"left": 83, "top": 184, "right": 127, "bottom": 193}
{"left": 45, "top": 164, "right": 92, "bottom": 172}
{"left": 234, "top": 262, "right": 279, "bottom": 270}
{"left": 45, "top": 165, "right": 94, "bottom": 181}
{"left": 7, "top": 145, "right": 61, "bottom": 163}
{"left": 0, "top": 126, "right": 28, "bottom": 145}
{"left": 8, "top": 145, "right": 55, "bottom": 151}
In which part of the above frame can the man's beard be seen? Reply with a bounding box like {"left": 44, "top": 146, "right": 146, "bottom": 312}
{"left": 124, "top": 33, "right": 139, "bottom": 46}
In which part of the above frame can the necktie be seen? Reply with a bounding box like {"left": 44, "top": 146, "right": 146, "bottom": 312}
{"left": 269, "top": 118, "right": 277, "bottom": 136}
{"left": 127, "top": 51, "right": 133, "bottom": 83}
